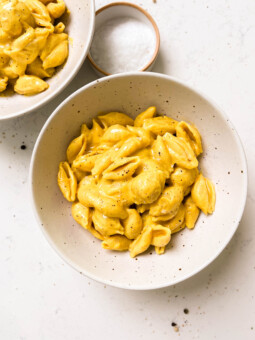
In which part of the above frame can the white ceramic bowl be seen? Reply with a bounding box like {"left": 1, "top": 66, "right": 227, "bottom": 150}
{"left": 0, "top": 0, "right": 95, "bottom": 121}
{"left": 30, "top": 72, "right": 247, "bottom": 290}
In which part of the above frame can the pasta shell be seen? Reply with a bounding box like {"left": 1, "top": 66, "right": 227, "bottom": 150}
{"left": 66, "top": 133, "right": 87, "bottom": 164}
{"left": 14, "top": 75, "right": 49, "bottom": 95}
{"left": 163, "top": 203, "right": 185, "bottom": 233}
{"left": 40, "top": 33, "right": 68, "bottom": 61}
{"left": 72, "top": 204, "right": 104, "bottom": 241}
{"left": 150, "top": 185, "right": 184, "bottom": 217}
{"left": 152, "top": 135, "right": 174, "bottom": 173}
{"left": 47, "top": 0, "right": 66, "bottom": 19}
{"left": 6, "top": 27, "right": 50, "bottom": 65}
{"left": 163, "top": 133, "right": 198, "bottom": 169}
{"left": 129, "top": 226, "right": 152, "bottom": 258}
{"left": 137, "top": 158, "right": 169, "bottom": 179}
{"left": 102, "top": 124, "right": 133, "bottom": 143}
{"left": 191, "top": 174, "right": 216, "bottom": 215}
{"left": 57, "top": 161, "right": 77, "bottom": 201}
{"left": 133, "top": 148, "right": 151, "bottom": 159}
{"left": 184, "top": 196, "right": 200, "bottom": 229}
{"left": 134, "top": 106, "right": 156, "bottom": 127}
{"left": 171, "top": 220, "right": 186, "bottom": 234}
{"left": 155, "top": 246, "right": 165, "bottom": 255}
{"left": 54, "top": 22, "right": 65, "bottom": 34}
{"left": 102, "top": 156, "right": 140, "bottom": 180}
{"left": 71, "top": 164, "right": 87, "bottom": 182}
{"left": 81, "top": 122, "right": 105, "bottom": 151}
{"left": 170, "top": 167, "right": 199, "bottom": 190}
{"left": 88, "top": 119, "right": 105, "bottom": 145}
{"left": 141, "top": 212, "right": 154, "bottom": 227}
{"left": 91, "top": 149, "right": 113, "bottom": 176}
{"left": 78, "top": 176, "right": 128, "bottom": 219}
{"left": 126, "top": 126, "right": 154, "bottom": 145}
{"left": 81, "top": 123, "right": 90, "bottom": 135}
{"left": 15, "top": 2, "right": 35, "bottom": 27}
{"left": 123, "top": 209, "right": 143, "bottom": 239}
{"left": 24, "top": 0, "right": 53, "bottom": 30}
{"left": 71, "top": 202, "right": 91, "bottom": 229}
{"left": 92, "top": 209, "right": 124, "bottom": 237}
{"left": 151, "top": 225, "right": 171, "bottom": 247}
{"left": 0, "top": 2, "right": 23, "bottom": 36}
{"left": 94, "top": 143, "right": 112, "bottom": 153}
{"left": 72, "top": 151, "right": 101, "bottom": 172}
{"left": 130, "top": 170, "right": 165, "bottom": 205}
{"left": 176, "top": 121, "right": 203, "bottom": 156}
{"left": 113, "top": 137, "right": 147, "bottom": 159}
{"left": 102, "top": 236, "right": 131, "bottom": 251}
{"left": 11, "top": 58, "right": 26, "bottom": 76}
{"left": 0, "top": 65, "right": 16, "bottom": 80}
{"left": 142, "top": 116, "right": 178, "bottom": 135}
{"left": 4, "top": 26, "right": 34, "bottom": 56}
{"left": 42, "top": 39, "right": 68, "bottom": 69}
{"left": 98, "top": 179, "right": 131, "bottom": 205}
{"left": 33, "top": 27, "right": 51, "bottom": 51}
{"left": 151, "top": 213, "right": 177, "bottom": 222}
{"left": 97, "top": 112, "right": 134, "bottom": 128}
{"left": 27, "top": 57, "right": 54, "bottom": 78}
{"left": 1, "top": 58, "right": 26, "bottom": 79}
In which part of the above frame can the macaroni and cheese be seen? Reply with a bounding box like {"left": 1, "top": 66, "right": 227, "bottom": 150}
{"left": 58, "top": 107, "right": 216, "bottom": 257}
{"left": 0, "top": 0, "right": 68, "bottom": 95}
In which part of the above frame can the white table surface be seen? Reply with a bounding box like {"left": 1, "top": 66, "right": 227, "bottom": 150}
{"left": 1, "top": 0, "right": 254, "bottom": 339}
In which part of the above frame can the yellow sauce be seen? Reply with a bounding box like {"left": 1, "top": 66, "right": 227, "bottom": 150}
{"left": 58, "top": 107, "right": 216, "bottom": 257}
{"left": 0, "top": 0, "right": 69, "bottom": 95}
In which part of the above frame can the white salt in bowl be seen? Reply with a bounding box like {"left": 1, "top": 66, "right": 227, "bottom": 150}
{"left": 0, "top": 0, "right": 95, "bottom": 121}
{"left": 30, "top": 72, "right": 247, "bottom": 290}
{"left": 88, "top": 2, "right": 160, "bottom": 76}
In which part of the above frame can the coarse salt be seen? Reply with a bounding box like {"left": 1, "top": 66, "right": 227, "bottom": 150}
{"left": 90, "top": 17, "right": 156, "bottom": 74}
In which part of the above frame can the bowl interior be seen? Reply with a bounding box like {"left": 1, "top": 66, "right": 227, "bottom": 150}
{"left": 31, "top": 73, "right": 247, "bottom": 290}
{"left": 0, "top": 0, "right": 94, "bottom": 120}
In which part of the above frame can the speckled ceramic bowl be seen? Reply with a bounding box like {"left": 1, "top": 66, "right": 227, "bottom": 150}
{"left": 30, "top": 72, "right": 247, "bottom": 290}
{"left": 0, "top": 0, "right": 95, "bottom": 121}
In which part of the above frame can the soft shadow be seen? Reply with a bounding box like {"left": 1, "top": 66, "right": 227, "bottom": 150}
{"left": 151, "top": 50, "right": 168, "bottom": 74}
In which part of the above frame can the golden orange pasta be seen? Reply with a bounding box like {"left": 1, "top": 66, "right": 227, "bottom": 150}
{"left": 0, "top": 0, "right": 69, "bottom": 95}
{"left": 57, "top": 107, "right": 216, "bottom": 257}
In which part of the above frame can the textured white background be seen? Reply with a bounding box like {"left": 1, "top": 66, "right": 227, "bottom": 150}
{"left": 0, "top": 0, "right": 255, "bottom": 339}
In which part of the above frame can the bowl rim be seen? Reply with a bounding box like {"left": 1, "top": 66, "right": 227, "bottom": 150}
{"left": 29, "top": 71, "right": 248, "bottom": 290}
{"left": 0, "top": 0, "right": 95, "bottom": 121}
{"left": 87, "top": 2, "right": 160, "bottom": 76}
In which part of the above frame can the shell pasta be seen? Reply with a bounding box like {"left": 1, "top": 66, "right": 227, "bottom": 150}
{"left": 0, "top": 0, "right": 69, "bottom": 95}
{"left": 57, "top": 107, "right": 216, "bottom": 257}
